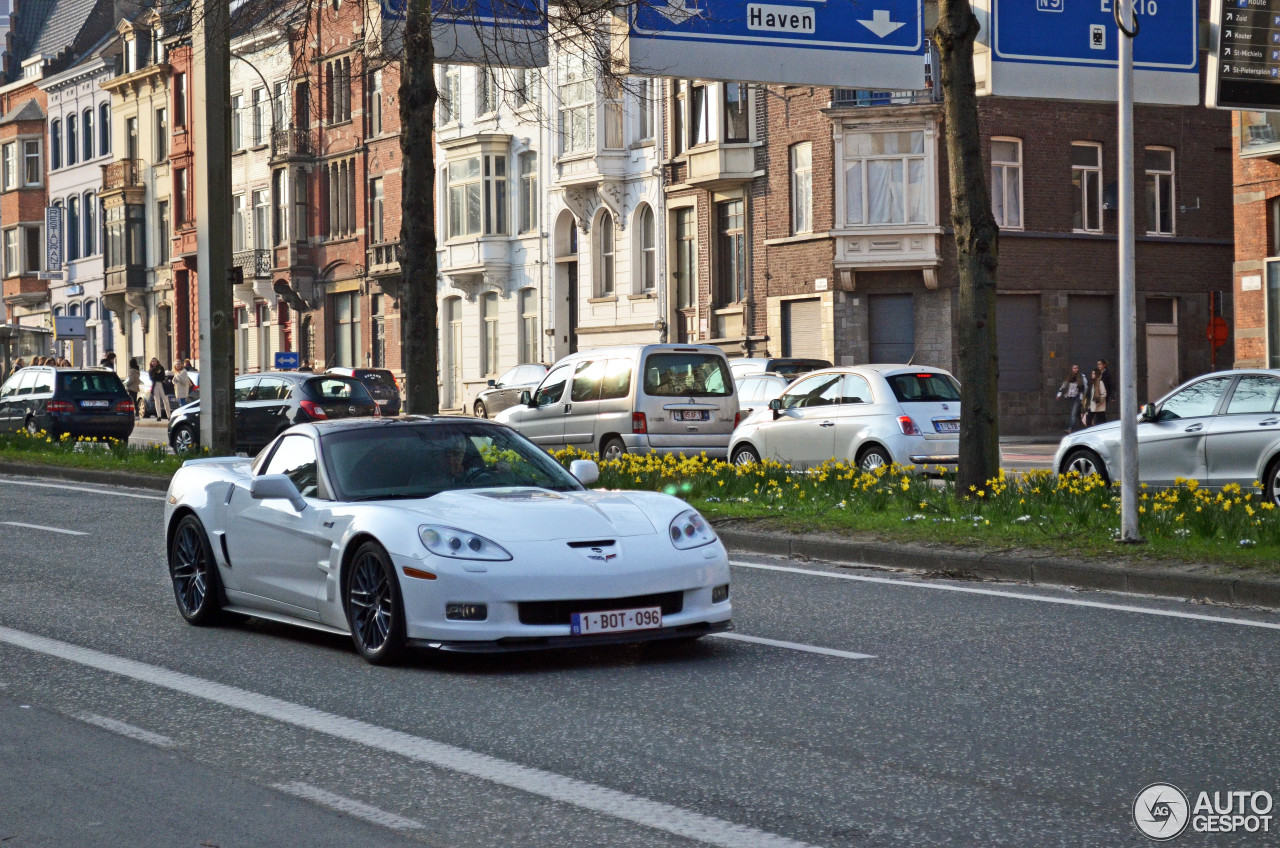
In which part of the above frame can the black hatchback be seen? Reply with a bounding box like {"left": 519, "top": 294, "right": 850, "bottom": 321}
{"left": 0, "top": 367, "right": 135, "bottom": 439}
{"left": 325, "top": 367, "right": 401, "bottom": 416}
{"left": 168, "top": 372, "right": 379, "bottom": 452}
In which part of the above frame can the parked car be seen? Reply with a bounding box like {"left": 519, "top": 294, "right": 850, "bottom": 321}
{"left": 1055, "top": 369, "right": 1280, "bottom": 505}
{"left": 0, "top": 366, "right": 135, "bottom": 440}
{"left": 495, "top": 344, "right": 740, "bottom": 460}
{"left": 139, "top": 369, "right": 200, "bottom": 418}
{"left": 734, "top": 373, "right": 791, "bottom": 420}
{"left": 729, "top": 357, "right": 832, "bottom": 381}
{"left": 163, "top": 417, "right": 731, "bottom": 663}
{"left": 473, "top": 363, "right": 549, "bottom": 418}
{"left": 325, "top": 367, "right": 401, "bottom": 416}
{"left": 729, "top": 365, "right": 961, "bottom": 471}
{"left": 168, "top": 372, "right": 379, "bottom": 453}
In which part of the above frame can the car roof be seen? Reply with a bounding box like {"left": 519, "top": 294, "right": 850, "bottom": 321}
{"left": 553, "top": 343, "right": 728, "bottom": 363}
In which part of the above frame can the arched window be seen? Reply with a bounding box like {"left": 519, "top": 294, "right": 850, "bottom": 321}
{"left": 481, "top": 291, "right": 500, "bottom": 376}
{"left": 99, "top": 103, "right": 111, "bottom": 156}
{"left": 66, "top": 114, "right": 78, "bottom": 166}
{"left": 66, "top": 195, "right": 80, "bottom": 261}
{"left": 50, "top": 120, "right": 61, "bottom": 169}
{"left": 594, "top": 210, "right": 614, "bottom": 297}
{"left": 68, "top": 302, "right": 80, "bottom": 317}
{"left": 636, "top": 205, "right": 656, "bottom": 292}
{"left": 83, "top": 192, "right": 97, "bottom": 255}
{"left": 82, "top": 108, "right": 94, "bottom": 161}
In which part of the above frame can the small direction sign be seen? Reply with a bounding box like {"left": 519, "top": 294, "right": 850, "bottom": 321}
{"left": 1207, "top": 0, "right": 1280, "bottom": 110}
{"left": 274, "top": 351, "right": 301, "bottom": 370}
{"left": 625, "top": 0, "right": 925, "bottom": 88}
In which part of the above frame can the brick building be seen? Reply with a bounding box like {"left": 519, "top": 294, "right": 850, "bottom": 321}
{"left": 1231, "top": 111, "right": 1280, "bottom": 369}
{"left": 0, "top": 57, "right": 48, "bottom": 336}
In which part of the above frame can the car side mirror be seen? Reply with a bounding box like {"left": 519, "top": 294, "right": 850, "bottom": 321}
{"left": 768, "top": 397, "right": 783, "bottom": 419}
{"left": 250, "top": 473, "right": 306, "bottom": 511}
{"left": 569, "top": 459, "right": 599, "bottom": 486}
{"left": 1140, "top": 402, "right": 1158, "bottom": 422}
{"left": 487, "top": 379, "right": 497, "bottom": 388}
{"left": 521, "top": 390, "right": 536, "bottom": 407}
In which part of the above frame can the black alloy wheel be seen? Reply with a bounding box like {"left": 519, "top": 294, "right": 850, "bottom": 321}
{"left": 171, "top": 423, "right": 198, "bottom": 452}
{"left": 344, "top": 541, "right": 406, "bottom": 665}
{"left": 168, "top": 514, "right": 223, "bottom": 625}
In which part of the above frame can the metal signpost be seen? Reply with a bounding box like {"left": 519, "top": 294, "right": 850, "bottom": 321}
{"left": 973, "top": 0, "right": 1199, "bottom": 105}
{"left": 381, "top": 0, "right": 548, "bottom": 66}
{"left": 1117, "top": 0, "right": 1140, "bottom": 542}
{"left": 623, "top": 0, "right": 925, "bottom": 87}
{"left": 1206, "top": 0, "right": 1280, "bottom": 109}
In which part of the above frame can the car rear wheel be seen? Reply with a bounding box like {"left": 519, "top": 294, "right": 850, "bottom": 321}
{"left": 171, "top": 423, "right": 198, "bottom": 453}
{"left": 474, "top": 400, "right": 488, "bottom": 418}
{"left": 601, "top": 436, "right": 627, "bottom": 461}
{"left": 344, "top": 541, "right": 406, "bottom": 665}
{"left": 857, "top": 445, "right": 891, "bottom": 472}
{"left": 1062, "top": 448, "right": 1109, "bottom": 484}
{"left": 1264, "top": 457, "right": 1280, "bottom": 508}
{"left": 168, "top": 514, "right": 224, "bottom": 626}
{"left": 732, "top": 445, "right": 760, "bottom": 466}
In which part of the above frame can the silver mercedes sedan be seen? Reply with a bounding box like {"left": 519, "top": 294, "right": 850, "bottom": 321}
{"left": 1054, "top": 369, "right": 1280, "bottom": 504}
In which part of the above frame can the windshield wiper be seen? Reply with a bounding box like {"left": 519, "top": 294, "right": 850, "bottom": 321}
{"left": 350, "top": 492, "right": 435, "bottom": 502}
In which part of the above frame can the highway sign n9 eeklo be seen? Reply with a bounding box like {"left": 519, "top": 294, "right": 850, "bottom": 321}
{"left": 624, "top": 0, "right": 926, "bottom": 89}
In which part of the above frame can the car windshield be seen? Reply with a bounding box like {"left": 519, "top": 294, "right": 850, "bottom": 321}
{"left": 360, "top": 372, "right": 392, "bottom": 386}
{"left": 886, "top": 372, "right": 960, "bottom": 403}
{"left": 324, "top": 422, "right": 582, "bottom": 501}
{"left": 769, "top": 359, "right": 832, "bottom": 379}
{"left": 643, "top": 353, "right": 732, "bottom": 397}
{"left": 59, "top": 372, "right": 125, "bottom": 393}
{"left": 306, "top": 377, "right": 373, "bottom": 401}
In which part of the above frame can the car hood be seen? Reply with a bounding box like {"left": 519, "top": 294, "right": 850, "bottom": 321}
{"left": 1064, "top": 419, "right": 1122, "bottom": 445}
{"left": 383, "top": 488, "right": 663, "bottom": 541}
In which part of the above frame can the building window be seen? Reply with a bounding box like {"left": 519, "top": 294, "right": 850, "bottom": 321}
{"left": 174, "top": 73, "right": 186, "bottom": 127}
{"left": 518, "top": 151, "right": 538, "bottom": 233}
{"left": 369, "top": 177, "right": 384, "bottom": 242}
{"left": 232, "top": 194, "right": 246, "bottom": 251}
{"left": 295, "top": 81, "right": 310, "bottom": 130}
{"left": 672, "top": 81, "right": 686, "bottom": 156}
{"left": 155, "top": 108, "right": 168, "bottom": 161}
{"left": 293, "top": 170, "right": 308, "bottom": 241}
{"left": 326, "top": 158, "right": 357, "bottom": 238}
{"left": 447, "top": 154, "right": 507, "bottom": 237}
{"left": 50, "top": 120, "right": 61, "bottom": 170}
{"left": 251, "top": 87, "right": 267, "bottom": 146}
{"left": 1071, "top": 141, "right": 1102, "bottom": 233}
{"left": 367, "top": 69, "right": 383, "bottom": 135}
{"left": 603, "top": 78, "right": 624, "bottom": 149}
{"left": 370, "top": 294, "right": 385, "bottom": 368}
{"left": 82, "top": 109, "right": 94, "bottom": 161}
{"left": 175, "top": 168, "right": 189, "bottom": 225}
{"left": 23, "top": 140, "right": 41, "bottom": 185}
{"left": 156, "top": 200, "right": 169, "bottom": 264}
{"left": 67, "top": 195, "right": 80, "bottom": 261}
{"left": 481, "top": 291, "right": 500, "bottom": 375}
{"left": 690, "top": 83, "right": 711, "bottom": 146}
{"left": 634, "top": 78, "right": 654, "bottom": 142}
{"left": 1, "top": 142, "right": 13, "bottom": 190}
{"left": 791, "top": 142, "right": 812, "bottom": 234}
{"left": 252, "top": 189, "right": 269, "bottom": 250}
{"left": 478, "top": 68, "right": 500, "bottom": 117}
{"left": 273, "top": 80, "right": 289, "bottom": 132}
{"left": 595, "top": 210, "right": 615, "bottom": 296}
{"left": 513, "top": 68, "right": 535, "bottom": 107}
{"left": 257, "top": 303, "right": 273, "bottom": 372}
{"left": 438, "top": 65, "right": 460, "bottom": 125}
{"left": 231, "top": 94, "right": 243, "bottom": 150}
{"left": 84, "top": 192, "right": 97, "bottom": 255}
{"left": 519, "top": 287, "right": 537, "bottom": 363}
{"left": 29, "top": 224, "right": 46, "bottom": 273}
{"left": 991, "top": 137, "right": 1023, "bottom": 229}
{"left": 333, "top": 291, "right": 360, "bottom": 368}
{"left": 638, "top": 204, "right": 656, "bottom": 291}
{"left": 843, "top": 130, "right": 927, "bottom": 225}
{"left": 126, "top": 116, "right": 138, "bottom": 160}
{"left": 3, "top": 228, "right": 18, "bottom": 276}
{"left": 557, "top": 52, "right": 594, "bottom": 155}
{"left": 99, "top": 103, "right": 111, "bottom": 156}
{"left": 272, "top": 169, "right": 287, "bottom": 245}
{"left": 716, "top": 199, "right": 746, "bottom": 304}
{"left": 723, "top": 83, "right": 749, "bottom": 142}
{"left": 326, "top": 57, "right": 352, "bottom": 124}
{"left": 1145, "top": 147, "right": 1175, "bottom": 236}
{"left": 67, "top": 114, "right": 78, "bottom": 166}
{"left": 674, "top": 207, "right": 696, "bottom": 309}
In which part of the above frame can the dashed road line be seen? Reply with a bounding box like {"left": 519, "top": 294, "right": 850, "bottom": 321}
{"left": 273, "top": 782, "right": 426, "bottom": 832}
{"left": 73, "top": 712, "right": 177, "bottom": 748}
{"left": 0, "top": 477, "right": 166, "bottom": 501}
{"left": 1, "top": 521, "right": 89, "bottom": 536}
{"left": 711, "top": 632, "right": 874, "bottom": 660}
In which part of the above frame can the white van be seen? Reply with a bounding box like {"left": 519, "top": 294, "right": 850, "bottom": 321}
{"left": 494, "top": 344, "right": 740, "bottom": 459}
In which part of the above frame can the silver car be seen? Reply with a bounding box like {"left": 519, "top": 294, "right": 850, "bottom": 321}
{"left": 735, "top": 373, "right": 790, "bottom": 420}
{"left": 1055, "top": 369, "right": 1280, "bottom": 504}
{"left": 473, "top": 363, "right": 548, "bottom": 418}
{"left": 729, "top": 365, "right": 961, "bottom": 471}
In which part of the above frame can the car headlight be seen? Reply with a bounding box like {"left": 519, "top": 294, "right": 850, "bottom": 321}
{"left": 419, "top": 525, "right": 512, "bottom": 561}
{"left": 668, "top": 509, "right": 717, "bottom": 550}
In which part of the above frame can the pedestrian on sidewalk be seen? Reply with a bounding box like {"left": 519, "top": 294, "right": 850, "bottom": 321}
{"left": 1094, "top": 359, "right": 1114, "bottom": 424}
{"left": 173, "top": 360, "right": 194, "bottom": 407}
{"left": 6, "top": 358, "right": 25, "bottom": 380}
{"left": 125, "top": 358, "right": 142, "bottom": 418}
{"left": 1086, "top": 367, "right": 1108, "bottom": 427}
{"left": 148, "top": 357, "right": 173, "bottom": 421}
{"left": 100, "top": 351, "right": 117, "bottom": 373}
{"left": 1056, "top": 364, "right": 1088, "bottom": 434}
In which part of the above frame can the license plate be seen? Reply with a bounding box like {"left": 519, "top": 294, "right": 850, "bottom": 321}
{"left": 81, "top": 400, "right": 110, "bottom": 408}
{"left": 675, "top": 410, "right": 710, "bottom": 422}
{"left": 934, "top": 419, "right": 960, "bottom": 433}
{"left": 377, "top": 399, "right": 389, "bottom": 406}
{"left": 569, "top": 606, "right": 663, "bottom": 635}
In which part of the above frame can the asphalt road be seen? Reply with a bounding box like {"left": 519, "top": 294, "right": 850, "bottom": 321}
{"left": 2, "top": 473, "right": 1276, "bottom": 847}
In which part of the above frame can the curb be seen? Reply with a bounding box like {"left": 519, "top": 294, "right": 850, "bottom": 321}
{"left": 0, "top": 460, "right": 170, "bottom": 493}
{"left": 715, "top": 526, "right": 1280, "bottom": 610}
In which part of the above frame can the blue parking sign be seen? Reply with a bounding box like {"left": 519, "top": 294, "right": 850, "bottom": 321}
{"left": 274, "top": 351, "right": 301, "bottom": 370}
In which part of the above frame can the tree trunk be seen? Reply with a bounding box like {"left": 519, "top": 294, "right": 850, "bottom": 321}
{"left": 398, "top": 0, "right": 439, "bottom": 415}
{"left": 934, "top": 0, "right": 1000, "bottom": 495}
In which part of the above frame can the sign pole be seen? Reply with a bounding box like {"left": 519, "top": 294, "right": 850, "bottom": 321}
{"left": 1118, "top": 0, "right": 1141, "bottom": 542}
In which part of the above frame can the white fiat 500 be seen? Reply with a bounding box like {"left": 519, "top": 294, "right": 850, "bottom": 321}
{"left": 729, "top": 366, "right": 961, "bottom": 471}
{"left": 164, "top": 418, "right": 731, "bottom": 664}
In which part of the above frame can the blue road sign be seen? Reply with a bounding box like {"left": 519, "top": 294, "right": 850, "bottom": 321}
{"left": 274, "top": 351, "right": 301, "bottom": 370}
{"left": 975, "top": 0, "right": 1199, "bottom": 104}
{"left": 381, "top": 0, "right": 547, "bottom": 66}
{"left": 626, "top": 0, "right": 926, "bottom": 89}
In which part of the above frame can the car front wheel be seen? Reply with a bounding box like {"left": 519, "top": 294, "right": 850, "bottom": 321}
{"left": 1264, "top": 457, "right": 1280, "bottom": 508}
{"left": 732, "top": 445, "right": 760, "bottom": 466}
{"left": 168, "top": 514, "right": 224, "bottom": 626}
{"left": 344, "top": 541, "right": 406, "bottom": 665}
{"left": 1062, "top": 448, "right": 1109, "bottom": 484}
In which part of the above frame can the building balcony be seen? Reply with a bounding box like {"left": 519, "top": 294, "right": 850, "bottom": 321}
{"left": 367, "top": 241, "right": 401, "bottom": 276}
{"left": 233, "top": 248, "right": 272, "bottom": 280}
{"left": 270, "top": 127, "right": 313, "bottom": 162}
{"left": 831, "top": 89, "right": 940, "bottom": 107}
{"left": 102, "top": 159, "right": 144, "bottom": 191}
{"left": 684, "top": 143, "right": 757, "bottom": 189}
{"left": 439, "top": 237, "right": 510, "bottom": 299}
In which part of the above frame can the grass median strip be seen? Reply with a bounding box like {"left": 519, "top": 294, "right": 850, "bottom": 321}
{"left": 0, "top": 428, "right": 183, "bottom": 479}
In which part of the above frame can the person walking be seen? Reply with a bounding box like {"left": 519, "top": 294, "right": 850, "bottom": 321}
{"left": 125, "top": 358, "right": 142, "bottom": 418}
{"left": 1094, "top": 359, "right": 1114, "bottom": 424}
{"left": 148, "top": 357, "right": 173, "bottom": 420}
{"left": 1085, "top": 367, "right": 1108, "bottom": 427}
{"left": 173, "top": 359, "right": 194, "bottom": 407}
{"left": 1056, "top": 364, "right": 1088, "bottom": 434}
{"left": 6, "top": 357, "right": 25, "bottom": 380}
{"left": 100, "top": 350, "right": 117, "bottom": 372}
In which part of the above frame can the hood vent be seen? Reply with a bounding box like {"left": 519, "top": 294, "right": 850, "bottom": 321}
{"left": 566, "top": 540, "right": 616, "bottom": 548}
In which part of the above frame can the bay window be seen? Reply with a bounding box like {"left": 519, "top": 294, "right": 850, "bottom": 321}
{"left": 843, "top": 130, "right": 927, "bottom": 226}
{"left": 557, "top": 53, "right": 594, "bottom": 155}
{"left": 447, "top": 153, "right": 507, "bottom": 238}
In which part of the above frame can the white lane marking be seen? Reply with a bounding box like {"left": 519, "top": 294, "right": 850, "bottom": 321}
{"left": 74, "top": 712, "right": 177, "bottom": 748}
{"left": 711, "top": 632, "right": 874, "bottom": 660}
{"left": 273, "top": 782, "right": 426, "bottom": 832}
{"left": 0, "top": 477, "right": 166, "bottom": 501}
{"left": 0, "top": 626, "right": 815, "bottom": 848}
{"left": 1, "top": 521, "right": 89, "bottom": 536}
{"left": 730, "top": 560, "right": 1280, "bottom": 632}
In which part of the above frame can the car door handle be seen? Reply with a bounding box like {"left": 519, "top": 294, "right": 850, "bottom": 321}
{"left": 1184, "top": 423, "right": 1203, "bottom": 432}
{"left": 1260, "top": 419, "right": 1279, "bottom": 426}
{"left": 819, "top": 421, "right": 835, "bottom": 428}
{"left": 563, "top": 403, "right": 572, "bottom": 414}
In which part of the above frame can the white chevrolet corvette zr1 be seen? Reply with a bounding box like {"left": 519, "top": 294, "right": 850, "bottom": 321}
{"left": 163, "top": 417, "right": 732, "bottom": 663}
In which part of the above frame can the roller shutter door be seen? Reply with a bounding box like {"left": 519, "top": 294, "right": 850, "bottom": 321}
{"left": 997, "top": 295, "right": 1041, "bottom": 391}
{"left": 868, "top": 294, "right": 915, "bottom": 363}
{"left": 782, "top": 298, "right": 824, "bottom": 358}
{"left": 1067, "top": 295, "right": 1116, "bottom": 374}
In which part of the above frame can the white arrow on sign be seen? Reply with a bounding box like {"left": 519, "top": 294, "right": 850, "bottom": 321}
{"left": 857, "top": 9, "right": 905, "bottom": 38}
{"left": 654, "top": 0, "right": 702, "bottom": 24}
